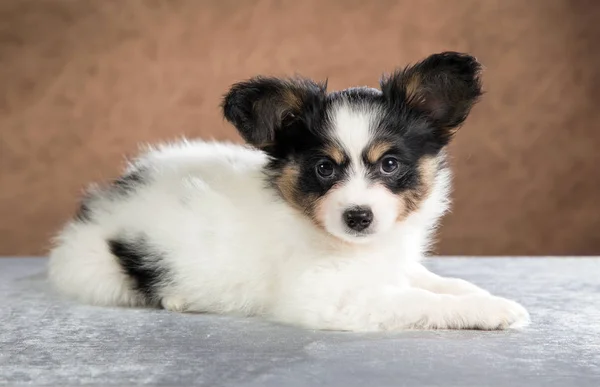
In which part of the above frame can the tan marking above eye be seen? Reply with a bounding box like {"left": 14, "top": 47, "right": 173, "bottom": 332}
{"left": 366, "top": 142, "right": 393, "bottom": 164}
{"left": 323, "top": 145, "right": 346, "bottom": 165}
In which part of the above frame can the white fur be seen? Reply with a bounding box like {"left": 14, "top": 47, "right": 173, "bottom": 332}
{"left": 49, "top": 139, "right": 530, "bottom": 331}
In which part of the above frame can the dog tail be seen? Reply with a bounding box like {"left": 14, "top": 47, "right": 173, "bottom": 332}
{"left": 48, "top": 221, "right": 145, "bottom": 308}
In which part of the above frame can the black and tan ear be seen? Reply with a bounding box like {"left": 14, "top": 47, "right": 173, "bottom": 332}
{"left": 380, "top": 52, "right": 483, "bottom": 138}
{"left": 222, "top": 76, "right": 326, "bottom": 149}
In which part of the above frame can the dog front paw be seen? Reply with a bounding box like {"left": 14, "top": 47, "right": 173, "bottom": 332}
{"left": 464, "top": 295, "right": 530, "bottom": 330}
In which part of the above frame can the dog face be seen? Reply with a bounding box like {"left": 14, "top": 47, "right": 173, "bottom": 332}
{"left": 223, "top": 52, "right": 482, "bottom": 243}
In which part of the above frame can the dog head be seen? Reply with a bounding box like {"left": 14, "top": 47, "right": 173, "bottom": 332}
{"left": 223, "top": 52, "right": 482, "bottom": 243}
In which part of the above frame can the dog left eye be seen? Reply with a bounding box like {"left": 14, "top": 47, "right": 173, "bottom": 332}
{"left": 380, "top": 156, "right": 399, "bottom": 174}
{"left": 316, "top": 160, "right": 336, "bottom": 178}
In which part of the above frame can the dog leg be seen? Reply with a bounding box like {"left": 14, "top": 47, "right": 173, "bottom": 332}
{"left": 408, "top": 263, "right": 491, "bottom": 296}
{"left": 273, "top": 283, "right": 529, "bottom": 331}
{"left": 378, "top": 289, "right": 531, "bottom": 330}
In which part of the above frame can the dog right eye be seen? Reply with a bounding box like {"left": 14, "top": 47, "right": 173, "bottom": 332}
{"left": 316, "top": 160, "right": 335, "bottom": 179}
{"left": 380, "top": 156, "right": 400, "bottom": 174}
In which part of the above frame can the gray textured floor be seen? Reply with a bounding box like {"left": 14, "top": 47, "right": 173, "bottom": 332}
{"left": 1, "top": 258, "right": 599, "bottom": 386}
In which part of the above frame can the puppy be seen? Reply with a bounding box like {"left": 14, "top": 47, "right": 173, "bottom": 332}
{"left": 49, "top": 52, "right": 530, "bottom": 331}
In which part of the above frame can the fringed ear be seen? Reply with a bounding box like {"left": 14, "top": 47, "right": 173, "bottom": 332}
{"left": 380, "top": 52, "right": 483, "bottom": 141}
{"left": 222, "top": 76, "right": 326, "bottom": 149}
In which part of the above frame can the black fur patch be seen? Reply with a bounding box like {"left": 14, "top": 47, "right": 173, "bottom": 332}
{"left": 73, "top": 189, "right": 98, "bottom": 223}
{"left": 380, "top": 51, "right": 482, "bottom": 150}
{"left": 111, "top": 169, "right": 148, "bottom": 196}
{"left": 74, "top": 202, "right": 93, "bottom": 222}
{"left": 222, "top": 76, "right": 327, "bottom": 150}
{"left": 72, "top": 169, "right": 149, "bottom": 224}
{"left": 108, "top": 235, "right": 166, "bottom": 303}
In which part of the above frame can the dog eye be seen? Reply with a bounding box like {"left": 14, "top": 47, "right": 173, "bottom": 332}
{"left": 316, "top": 160, "right": 335, "bottom": 178}
{"left": 380, "top": 156, "right": 399, "bottom": 174}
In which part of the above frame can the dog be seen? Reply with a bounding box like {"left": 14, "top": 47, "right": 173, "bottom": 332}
{"left": 49, "top": 52, "right": 530, "bottom": 331}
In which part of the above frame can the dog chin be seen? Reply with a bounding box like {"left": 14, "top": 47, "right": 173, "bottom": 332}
{"left": 326, "top": 227, "right": 379, "bottom": 244}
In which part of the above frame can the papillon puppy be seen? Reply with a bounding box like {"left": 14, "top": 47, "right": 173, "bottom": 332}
{"left": 49, "top": 52, "right": 530, "bottom": 331}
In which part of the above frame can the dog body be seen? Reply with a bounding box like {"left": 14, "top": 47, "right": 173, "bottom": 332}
{"left": 49, "top": 52, "right": 530, "bottom": 331}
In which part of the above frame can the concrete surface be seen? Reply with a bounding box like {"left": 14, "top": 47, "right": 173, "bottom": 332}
{"left": 1, "top": 257, "right": 599, "bottom": 386}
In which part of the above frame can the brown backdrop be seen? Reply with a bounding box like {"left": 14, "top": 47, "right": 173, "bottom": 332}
{"left": 1, "top": 0, "right": 599, "bottom": 256}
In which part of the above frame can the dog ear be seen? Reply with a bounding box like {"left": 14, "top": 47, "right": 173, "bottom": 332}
{"left": 380, "top": 52, "right": 483, "bottom": 142}
{"left": 222, "top": 76, "right": 326, "bottom": 149}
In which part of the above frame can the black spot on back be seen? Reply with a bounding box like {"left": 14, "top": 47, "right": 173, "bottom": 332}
{"left": 72, "top": 168, "right": 149, "bottom": 224}
{"left": 74, "top": 202, "right": 93, "bottom": 222}
{"left": 108, "top": 235, "right": 167, "bottom": 304}
{"left": 111, "top": 169, "right": 148, "bottom": 196}
{"left": 73, "top": 189, "right": 98, "bottom": 223}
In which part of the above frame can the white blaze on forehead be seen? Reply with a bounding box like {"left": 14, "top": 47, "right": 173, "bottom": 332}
{"left": 328, "top": 103, "right": 379, "bottom": 171}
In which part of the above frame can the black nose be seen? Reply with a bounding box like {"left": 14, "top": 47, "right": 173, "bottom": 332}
{"left": 343, "top": 207, "right": 373, "bottom": 232}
